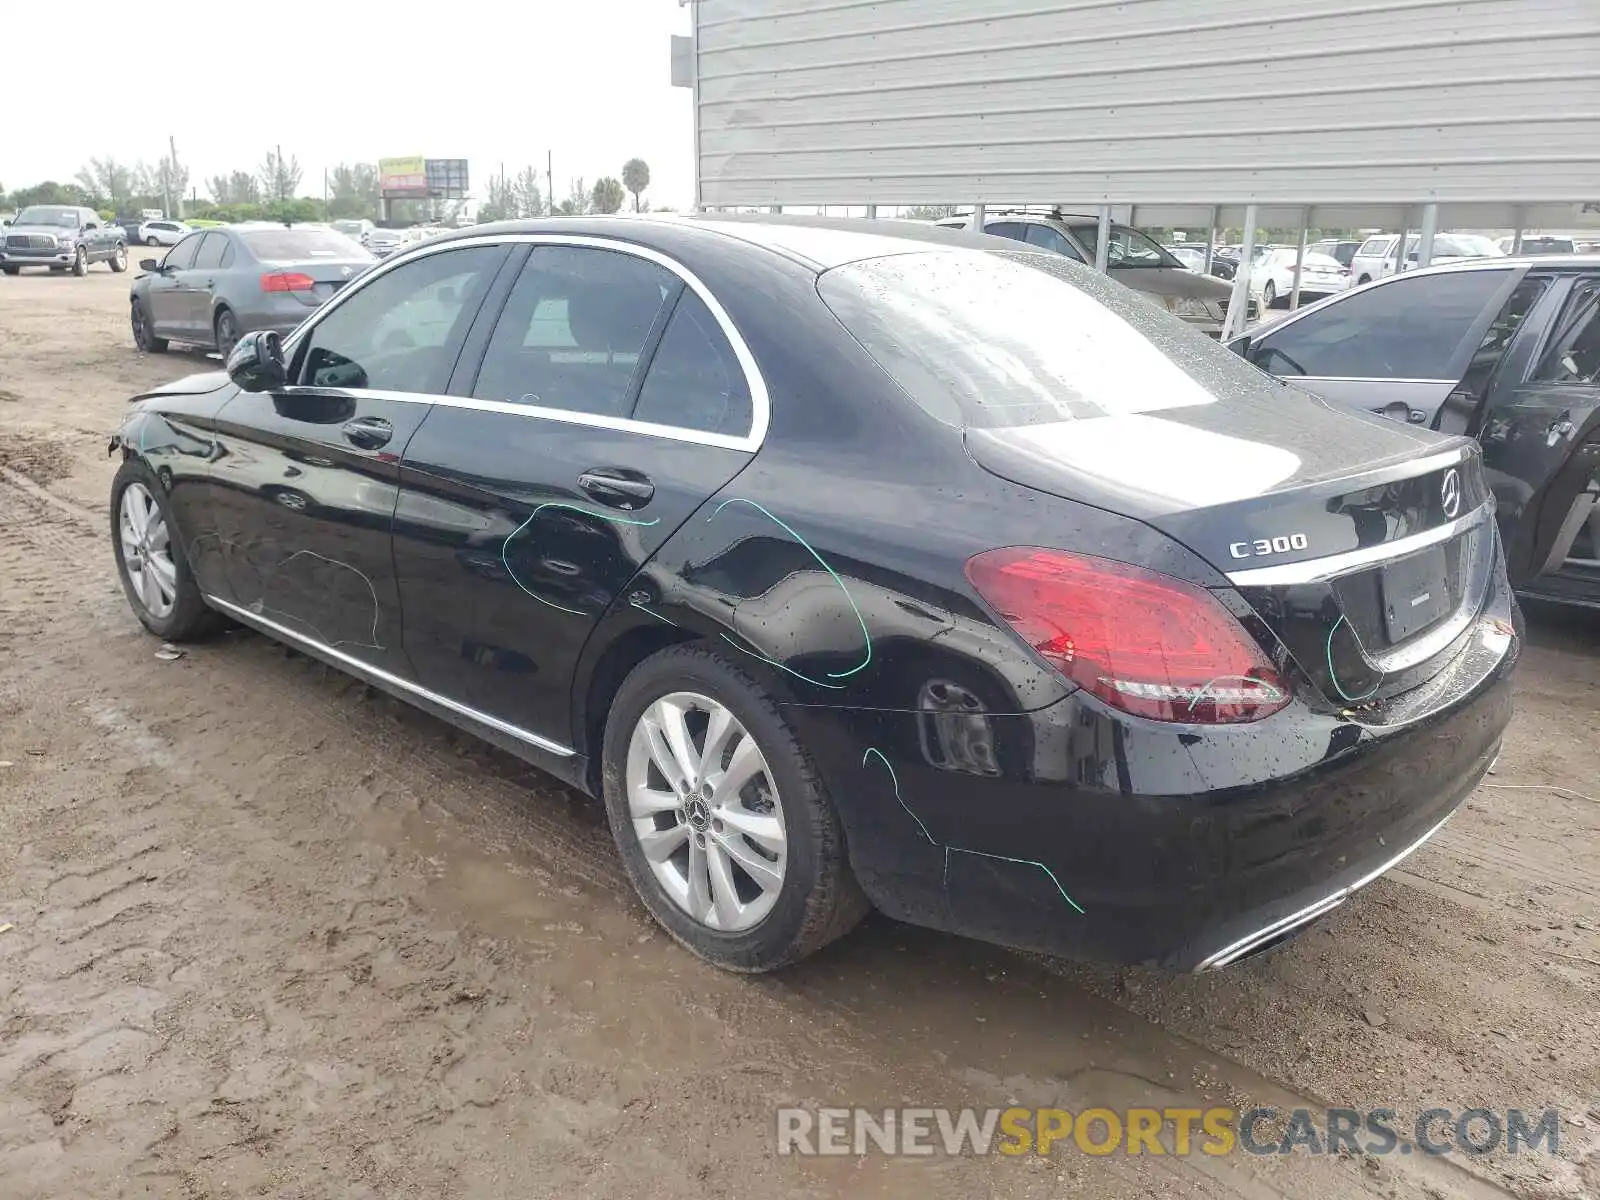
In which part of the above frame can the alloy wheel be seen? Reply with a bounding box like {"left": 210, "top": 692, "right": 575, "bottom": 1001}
{"left": 625, "top": 692, "right": 787, "bottom": 931}
{"left": 216, "top": 311, "right": 238, "bottom": 357}
{"left": 119, "top": 482, "right": 177, "bottom": 619}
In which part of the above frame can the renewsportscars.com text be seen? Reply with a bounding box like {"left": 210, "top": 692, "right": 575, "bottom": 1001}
{"left": 776, "top": 1106, "right": 1562, "bottom": 1158}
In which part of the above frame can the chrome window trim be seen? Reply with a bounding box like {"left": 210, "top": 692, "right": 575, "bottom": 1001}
{"left": 281, "top": 232, "right": 771, "bottom": 453}
{"left": 207, "top": 594, "right": 576, "bottom": 758}
{"left": 1291, "top": 375, "right": 1457, "bottom": 385}
{"left": 1195, "top": 808, "right": 1456, "bottom": 971}
{"left": 1226, "top": 499, "right": 1491, "bottom": 588}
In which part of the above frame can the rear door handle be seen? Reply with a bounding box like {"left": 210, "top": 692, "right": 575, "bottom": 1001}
{"left": 341, "top": 416, "right": 393, "bottom": 449}
{"left": 578, "top": 468, "right": 654, "bottom": 510}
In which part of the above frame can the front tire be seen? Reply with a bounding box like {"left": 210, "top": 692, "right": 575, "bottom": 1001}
{"left": 1, "top": 266, "right": 18, "bottom": 276}
{"left": 109, "top": 245, "right": 128, "bottom": 273}
{"left": 131, "top": 299, "right": 169, "bottom": 353}
{"left": 145, "top": 235, "right": 159, "bottom": 246}
{"left": 72, "top": 246, "right": 89, "bottom": 276}
{"left": 602, "top": 644, "right": 868, "bottom": 972}
{"left": 110, "top": 459, "right": 221, "bottom": 641}
{"left": 1262, "top": 281, "right": 1277, "bottom": 308}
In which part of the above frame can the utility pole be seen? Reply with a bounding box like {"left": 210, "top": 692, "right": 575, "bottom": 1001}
{"left": 167, "top": 134, "right": 182, "bottom": 218}
{"left": 276, "top": 143, "right": 284, "bottom": 201}
{"left": 323, "top": 167, "right": 329, "bottom": 217}
{"left": 547, "top": 150, "right": 554, "bottom": 216}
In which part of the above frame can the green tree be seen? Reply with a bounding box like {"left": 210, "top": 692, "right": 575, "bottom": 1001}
{"left": 258, "top": 149, "right": 302, "bottom": 203}
{"left": 621, "top": 158, "right": 650, "bottom": 212}
{"left": 10, "top": 181, "right": 91, "bottom": 209}
{"left": 74, "top": 157, "right": 136, "bottom": 213}
{"left": 511, "top": 166, "right": 543, "bottom": 218}
{"left": 479, "top": 172, "right": 518, "bottom": 222}
{"left": 327, "top": 162, "right": 381, "bottom": 219}
{"left": 556, "top": 177, "right": 590, "bottom": 216}
{"left": 901, "top": 204, "right": 958, "bottom": 220}
{"left": 591, "top": 177, "right": 626, "bottom": 214}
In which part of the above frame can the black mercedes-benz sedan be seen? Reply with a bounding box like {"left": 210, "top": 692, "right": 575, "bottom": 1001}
{"left": 108, "top": 214, "right": 1521, "bottom": 974}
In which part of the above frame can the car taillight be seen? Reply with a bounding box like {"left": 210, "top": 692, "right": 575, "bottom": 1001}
{"left": 964, "top": 547, "right": 1290, "bottom": 724}
{"left": 261, "top": 271, "right": 315, "bottom": 292}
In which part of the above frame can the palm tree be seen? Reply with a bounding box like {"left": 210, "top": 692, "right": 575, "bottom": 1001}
{"left": 621, "top": 158, "right": 650, "bottom": 212}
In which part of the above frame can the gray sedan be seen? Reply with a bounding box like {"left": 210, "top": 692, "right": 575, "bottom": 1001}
{"left": 129, "top": 223, "right": 374, "bottom": 357}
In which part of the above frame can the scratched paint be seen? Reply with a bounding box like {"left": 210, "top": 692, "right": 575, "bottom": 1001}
{"left": 862, "top": 747, "right": 1085, "bottom": 914}
{"left": 502, "top": 502, "right": 661, "bottom": 617}
{"left": 629, "top": 598, "right": 678, "bottom": 627}
{"left": 706, "top": 497, "right": 871, "bottom": 690}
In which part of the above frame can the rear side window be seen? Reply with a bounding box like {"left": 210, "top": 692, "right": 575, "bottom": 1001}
{"left": 1357, "top": 238, "right": 1390, "bottom": 258}
{"left": 631, "top": 292, "right": 751, "bottom": 436}
{"left": 192, "top": 233, "right": 226, "bottom": 270}
{"left": 984, "top": 222, "right": 1026, "bottom": 240}
{"left": 1024, "top": 224, "right": 1085, "bottom": 261}
{"left": 472, "top": 245, "right": 678, "bottom": 417}
{"left": 1251, "top": 270, "right": 1511, "bottom": 380}
{"left": 817, "top": 249, "right": 1275, "bottom": 427}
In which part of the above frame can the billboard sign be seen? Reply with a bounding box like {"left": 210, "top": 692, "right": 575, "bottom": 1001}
{"left": 379, "top": 156, "right": 428, "bottom": 198}
{"left": 425, "top": 159, "right": 469, "bottom": 199}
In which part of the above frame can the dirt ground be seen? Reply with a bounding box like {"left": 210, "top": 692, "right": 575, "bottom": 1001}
{"left": 0, "top": 266, "right": 1597, "bottom": 1200}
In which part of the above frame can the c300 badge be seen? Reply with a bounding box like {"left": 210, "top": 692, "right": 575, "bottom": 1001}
{"left": 1230, "top": 533, "right": 1309, "bottom": 559}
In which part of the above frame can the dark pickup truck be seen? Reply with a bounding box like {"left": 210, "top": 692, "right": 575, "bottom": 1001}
{"left": 1, "top": 205, "right": 129, "bottom": 276}
{"left": 1231, "top": 256, "right": 1600, "bottom": 609}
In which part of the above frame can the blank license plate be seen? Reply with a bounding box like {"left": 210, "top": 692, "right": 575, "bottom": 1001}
{"left": 1381, "top": 546, "right": 1450, "bottom": 641}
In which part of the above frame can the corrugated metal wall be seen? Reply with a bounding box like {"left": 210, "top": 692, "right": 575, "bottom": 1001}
{"left": 693, "top": 0, "right": 1600, "bottom": 214}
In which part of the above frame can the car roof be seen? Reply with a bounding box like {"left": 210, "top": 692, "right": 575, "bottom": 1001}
{"left": 435, "top": 212, "right": 1001, "bottom": 271}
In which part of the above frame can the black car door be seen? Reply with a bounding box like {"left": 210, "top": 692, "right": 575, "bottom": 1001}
{"left": 1472, "top": 273, "right": 1600, "bottom": 583}
{"left": 206, "top": 242, "right": 511, "bottom": 680}
{"left": 392, "top": 238, "right": 763, "bottom": 747}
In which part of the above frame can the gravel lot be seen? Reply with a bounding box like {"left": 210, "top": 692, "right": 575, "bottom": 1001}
{"left": 1, "top": 267, "right": 1597, "bottom": 1200}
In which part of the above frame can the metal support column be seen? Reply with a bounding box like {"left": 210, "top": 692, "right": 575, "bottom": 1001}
{"left": 1224, "top": 205, "right": 1259, "bottom": 341}
{"left": 1511, "top": 206, "right": 1526, "bottom": 254}
{"left": 1094, "top": 205, "right": 1112, "bottom": 273}
{"left": 1289, "top": 208, "right": 1309, "bottom": 310}
{"left": 1391, "top": 212, "right": 1410, "bottom": 276}
{"left": 1416, "top": 203, "right": 1439, "bottom": 268}
{"left": 865, "top": 204, "right": 877, "bottom": 219}
{"left": 1203, "top": 206, "right": 1218, "bottom": 276}
{"left": 968, "top": 203, "right": 985, "bottom": 232}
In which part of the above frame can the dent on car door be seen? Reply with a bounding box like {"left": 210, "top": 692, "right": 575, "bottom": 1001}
{"left": 392, "top": 242, "right": 760, "bottom": 745}
{"left": 207, "top": 243, "right": 511, "bottom": 678}
{"left": 1244, "top": 268, "right": 1518, "bottom": 426}
{"left": 1474, "top": 276, "right": 1600, "bottom": 583}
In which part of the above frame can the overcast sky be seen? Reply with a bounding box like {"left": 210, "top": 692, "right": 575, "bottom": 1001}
{"left": 5, "top": 0, "right": 696, "bottom": 208}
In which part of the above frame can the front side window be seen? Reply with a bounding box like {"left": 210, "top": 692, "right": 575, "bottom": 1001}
{"left": 1533, "top": 281, "right": 1600, "bottom": 384}
{"left": 297, "top": 245, "right": 504, "bottom": 394}
{"left": 631, "top": 292, "right": 752, "bottom": 436}
{"left": 1357, "top": 237, "right": 1391, "bottom": 259}
{"left": 1251, "top": 270, "right": 1511, "bottom": 380}
{"left": 162, "top": 235, "right": 202, "bottom": 271}
{"left": 472, "top": 246, "right": 677, "bottom": 417}
{"left": 984, "top": 222, "right": 1026, "bottom": 240}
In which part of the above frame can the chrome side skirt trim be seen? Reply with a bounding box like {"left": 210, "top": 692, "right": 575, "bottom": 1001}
{"left": 1194, "top": 809, "right": 1455, "bottom": 971}
{"left": 1226, "top": 501, "right": 1492, "bottom": 588}
{"left": 205, "top": 594, "right": 575, "bottom": 758}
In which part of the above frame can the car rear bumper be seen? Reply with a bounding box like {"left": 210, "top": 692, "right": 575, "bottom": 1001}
{"left": 789, "top": 586, "right": 1519, "bottom": 969}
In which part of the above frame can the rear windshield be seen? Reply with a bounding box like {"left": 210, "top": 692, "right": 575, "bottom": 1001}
{"left": 239, "top": 229, "right": 369, "bottom": 261}
{"left": 817, "top": 249, "right": 1282, "bottom": 428}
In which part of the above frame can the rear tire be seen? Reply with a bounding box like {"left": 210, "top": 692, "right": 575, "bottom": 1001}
{"left": 145, "top": 235, "right": 159, "bottom": 246}
{"left": 72, "top": 247, "right": 88, "bottom": 277}
{"left": 1, "top": 266, "right": 18, "bottom": 276}
{"left": 110, "top": 458, "right": 222, "bottom": 641}
{"left": 1262, "top": 282, "right": 1277, "bottom": 308}
{"left": 109, "top": 245, "right": 128, "bottom": 273}
{"left": 601, "top": 644, "right": 869, "bottom": 972}
{"left": 213, "top": 307, "right": 239, "bottom": 358}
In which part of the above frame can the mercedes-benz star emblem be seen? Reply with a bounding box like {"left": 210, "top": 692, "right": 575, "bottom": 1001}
{"left": 1440, "top": 468, "right": 1462, "bottom": 519}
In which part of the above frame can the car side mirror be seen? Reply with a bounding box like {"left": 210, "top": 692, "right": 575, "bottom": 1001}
{"left": 139, "top": 258, "right": 161, "bottom": 272}
{"left": 227, "top": 330, "right": 287, "bottom": 392}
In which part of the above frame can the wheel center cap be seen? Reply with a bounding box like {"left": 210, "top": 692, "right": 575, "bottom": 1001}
{"left": 684, "top": 797, "right": 711, "bottom": 831}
